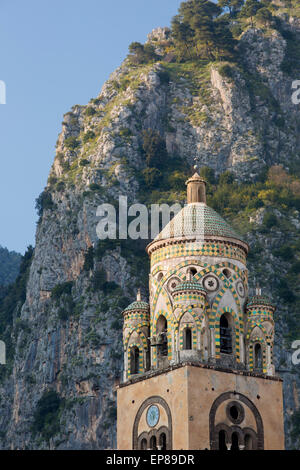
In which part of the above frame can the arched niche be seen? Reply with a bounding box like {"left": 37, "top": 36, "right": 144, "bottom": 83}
{"left": 209, "top": 392, "right": 264, "bottom": 450}
{"left": 133, "top": 396, "right": 172, "bottom": 450}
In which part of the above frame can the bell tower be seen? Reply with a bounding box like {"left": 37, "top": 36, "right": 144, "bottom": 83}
{"left": 117, "top": 172, "right": 284, "bottom": 450}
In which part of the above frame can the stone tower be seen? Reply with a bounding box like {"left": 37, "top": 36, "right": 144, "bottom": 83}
{"left": 117, "top": 172, "right": 284, "bottom": 450}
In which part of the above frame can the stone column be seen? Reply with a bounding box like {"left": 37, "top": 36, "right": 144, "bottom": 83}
{"left": 210, "top": 328, "right": 215, "bottom": 358}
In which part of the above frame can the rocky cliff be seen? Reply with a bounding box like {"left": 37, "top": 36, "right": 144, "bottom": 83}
{"left": 0, "top": 247, "right": 21, "bottom": 287}
{"left": 1, "top": 2, "right": 300, "bottom": 449}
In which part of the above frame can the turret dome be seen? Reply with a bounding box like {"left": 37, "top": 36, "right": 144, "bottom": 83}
{"left": 172, "top": 280, "right": 207, "bottom": 296}
{"left": 122, "top": 290, "right": 149, "bottom": 314}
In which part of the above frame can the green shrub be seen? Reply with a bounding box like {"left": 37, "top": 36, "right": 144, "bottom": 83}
{"left": 128, "top": 42, "right": 158, "bottom": 64}
{"left": 83, "top": 246, "right": 94, "bottom": 271}
{"left": 199, "top": 166, "right": 216, "bottom": 184}
{"left": 82, "top": 130, "right": 95, "bottom": 143}
{"left": 142, "top": 168, "right": 162, "bottom": 189}
{"left": 274, "top": 246, "right": 294, "bottom": 260}
{"left": 218, "top": 64, "right": 235, "bottom": 81}
{"left": 32, "top": 390, "right": 63, "bottom": 441}
{"left": 92, "top": 269, "right": 107, "bottom": 291}
{"left": 85, "top": 107, "right": 96, "bottom": 116}
{"left": 142, "top": 129, "right": 168, "bottom": 169}
{"left": 95, "top": 239, "right": 119, "bottom": 260}
{"left": 56, "top": 181, "right": 65, "bottom": 192}
{"left": 263, "top": 212, "right": 277, "bottom": 228}
{"left": 157, "top": 70, "right": 170, "bottom": 85}
{"left": 219, "top": 171, "right": 235, "bottom": 185}
{"left": 89, "top": 183, "right": 101, "bottom": 191}
{"left": 102, "top": 281, "right": 119, "bottom": 294}
{"left": 51, "top": 281, "right": 73, "bottom": 300}
{"left": 290, "top": 261, "right": 300, "bottom": 274}
{"left": 35, "top": 191, "right": 55, "bottom": 218}
{"left": 58, "top": 308, "right": 69, "bottom": 321}
{"left": 79, "top": 159, "right": 89, "bottom": 166}
{"left": 64, "top": 136, "right": 80, "bottom": 150}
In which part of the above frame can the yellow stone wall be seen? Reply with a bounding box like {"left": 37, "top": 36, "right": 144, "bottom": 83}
{"left": 117, "top": 364, "right": 284, "bottom": 450}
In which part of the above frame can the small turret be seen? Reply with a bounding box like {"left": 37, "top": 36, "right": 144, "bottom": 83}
{"left": 186, "top": 172, "right": 207, "bottom": 204}
{"left": 246, "top": 288, "right": 276, "bottom": 376}
{"left": 122, "top": 291, "right": 150, "bottom": 381}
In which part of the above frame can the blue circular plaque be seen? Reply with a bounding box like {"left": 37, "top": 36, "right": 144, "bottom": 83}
{"left": 146, "top": 405, "right": 160, "bottom": 427}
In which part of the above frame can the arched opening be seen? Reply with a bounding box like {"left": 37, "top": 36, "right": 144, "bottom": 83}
{"left": 157, "top": 272, "right": 163, "bottom": 282}
{"left": 231, "top": 432, "right": 239, "bottom": 451}
{"left": 184, "top": 328, "right": 192, "bottom": 350}
{"left": 187, "top": 267, "right": 197, "bottom": 278}
{"left": 157, "top": 315, "right": 168, "bottom": 357}
{"left": 244, "top": 434, "right": 253, "bottom": 450}
{"left": 254, "top": 343, "right": 262, "bottom": 370}
{"left": 218, "top": 430, "right": 227, "bottom": 451}
{"left": 220, "top": 314, "right": 232, "bottom": 354}
{"left": 159, "top": 433, "right": 167, "bottom": 450}
{"left": 223, "top": 268, "right": 231, "bottom": 279}
{"left": 229, "top": 405, "right": 239, "bottom": 421}
{"left": 140, "top": 438, "right": 147, "bottom": 450}
{"left": 130, "top": 347, "right": 140, "bottom": 375}
{"left": 150, "top": 436, "right": 157, "bottom": 450}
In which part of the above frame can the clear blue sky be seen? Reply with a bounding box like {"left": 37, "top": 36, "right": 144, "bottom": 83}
{"left": 0, "top": 0, "right": 182, "bottom": 254}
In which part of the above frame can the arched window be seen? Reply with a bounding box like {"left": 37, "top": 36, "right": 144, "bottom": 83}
{"left": 140, "top": 438, "right": 147, "bottom": 450}
{"left": 184, "top": 328, "right": 192, "bottom": 350}
{"left": 157, "top": 272, "right": 163, "bottom": 282}
{"left": 187, "top": 267, "right": 197, "bottom": 278}
{"left": 231, "top": 432, "right": 239, "bottom": 451}
{"left": 223, "top": 268, "right": 231, "bottom": 279}
{"left": 130, "top": 347, "right": 140, "bottom": 375}
{"left": 159, "top": 433, "right": 167, "bottom": 450}
{"left": 220, "top": 314, "right": 232, "bottom": 354}
{"left": 254, "top": 343, "right": 262, "bottom": 370}
{"left": 150, "top": 436, "right": 157, "bottom": 450}
{"left": 218, "top": 430, "right": 227, "bottom": 451}
{"left": 157, "top": 315, "right": 168, "bottom": 357}
{"left": 244, "top": 434, "right": 253, "bottom": 450}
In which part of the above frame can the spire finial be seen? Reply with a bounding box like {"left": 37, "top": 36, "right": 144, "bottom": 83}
{"left": 185, "top": 168, "right": 207, "bottom": 204}
{"left": 137, "top": 289, "right": 141, "bottom": 301}
{"left": 256, "top": 285, "right": 262, "bottom": 296}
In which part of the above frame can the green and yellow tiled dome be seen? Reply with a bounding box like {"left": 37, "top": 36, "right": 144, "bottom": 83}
{"left": 123, "top": 300, "right": 150, "bottom": 312}
{"left": 246, "top": 294, "right": 276, "bottom": 309}
{"left": 172, "top": 280, "right": 207, "bottom": 295}
{"left": 154, "top": 202, "right": 244, "bottom": 243}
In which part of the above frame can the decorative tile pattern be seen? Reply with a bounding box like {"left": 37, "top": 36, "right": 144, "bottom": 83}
{"left": 154, "top": 203, "right": 245, "bottom": 242}
{"left": 150, "top": 241, "right": 246, "bottom": 267}
{"left": 179, "top": 325, "right": 197, "bottom": 350}
{"left": 123, "top": 301, "right": 150, "bottom": 312}
{"left": 124, "top": 323, "right": 149, "bottom": 351}
{"left": 248, "top": 338, "right": 267, "bottom": 374}
{"left": 172, "top": 280, "right": 206, "bottom": 295}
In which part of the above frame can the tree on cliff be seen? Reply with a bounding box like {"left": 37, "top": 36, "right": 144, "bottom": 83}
{"left": 171, "top": 0, "right": 235, "bottom": 60}
{"left": 218, "top": 0, "right": 244, "bottom": 17}
{"left": 240, "top": 0, "right": 263, "bottom": 26}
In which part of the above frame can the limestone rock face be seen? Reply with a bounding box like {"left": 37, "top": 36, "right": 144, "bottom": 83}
{"left": 1, "top": 13, "right": 300, "bottom": 449}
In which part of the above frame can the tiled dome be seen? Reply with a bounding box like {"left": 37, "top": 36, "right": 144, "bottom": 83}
{"left": 155, "top": 202, "right": 244, "bottom": 242}
{"left": 247, "top": 295, "right": 275, "bottom": 309}
{"left": 172, "top": 280, "right": 207, "bottom": 295}
{"left": 123, "top": 301, "right": 150, "bottom": 312}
